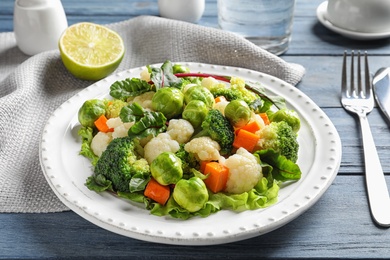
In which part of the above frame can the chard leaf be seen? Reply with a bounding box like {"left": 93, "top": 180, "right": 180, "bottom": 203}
{"left": 255, "top": 149, "right": 301, "bottom": 181}
{"left": 129, "top": 172, "right": 151, "bottom": 192}
{"left": 249, "top": 98, "right": 264, "bottom": 113}
{"left": 259, "top": 160, "right": 275, "bottom": 188}
{"left": 150, "top": 61, "right": 183, "bottom": 90}
{"left": 110, "top": 78, "right": 152, "bottom": 101}
{"left": 120, "top": 102, "right": 167, "bottom": 138}
{"left": 85, "top": 174, "right": 113, "bottom": 192}
{"left": 128, "top": 111, "right": 167, "bottom": 138}
{"left": 245, "top": 81, "right": 286, "bottom": 110}
{"left": 119, "top": 102, "right": 145, "bottom": 123}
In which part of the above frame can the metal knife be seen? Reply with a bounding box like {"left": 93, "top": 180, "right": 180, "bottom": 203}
{"left": 373, "top": 67, "right": 390, "bottom": 124}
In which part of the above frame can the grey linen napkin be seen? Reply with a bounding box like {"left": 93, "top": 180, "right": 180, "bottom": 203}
{"left": 0, "top": 15, "right": 305, "bottom": 213}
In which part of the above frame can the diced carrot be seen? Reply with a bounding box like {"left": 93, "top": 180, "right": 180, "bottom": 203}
{"left": 259, "top": 113, "right": 270, "bottom": 125}
{"left": 200, "top": 161, "right": 209, "bottom": 173}
{"left": 202, "top": 162, "right": 229, "bottom": 193}
{"left": 214, "top": 96, "right": 227, "bottom": 103}
{"left": 144, "top": 178, "right": 171, "bottom": 205}
{"left": 94, "top": 114, "right": 114, "bottom": 133}
{"left": 233, "top": 129, "right": 260, "bottom": 152}
{"left": 240, "top": 120, "right": 262, "bottom": 133}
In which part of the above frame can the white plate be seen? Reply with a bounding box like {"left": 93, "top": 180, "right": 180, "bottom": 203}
{"left": 39, "top": 63, "right": 341, "bottom": 245}
{"left": 316, "top": 1, "right": 390, "bottom": 40}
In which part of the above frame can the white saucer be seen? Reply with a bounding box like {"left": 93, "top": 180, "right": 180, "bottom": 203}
{"left": 316, "top": 1, "right": 390, "bottom": 40}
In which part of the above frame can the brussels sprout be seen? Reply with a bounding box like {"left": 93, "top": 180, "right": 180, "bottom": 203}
{"left": 182, "top": 100, "right": 209, "bottom": 128}
{"left": 152, "top": 87, "right": 184, "bottom": 119}
{"left": 184, "top": 85, "right": 215, "bottom": 108}
{"left": 270, "top": 108, "right": 301, "bottom": 133}
{"left": 173, "top": 176, "right": 209, "bottom": 212}
{"left": 224, "top": 100, "right": 251, "bottom": 128}
{"left": 151, "top": 152, "right": 183, "bottom": 185}
{"left": 172, "top": 64, "right": 190, "bottom": 74}
{"left": 105, "top": 99, "right": 127, "bottom": 119}
{"left": 78, "top": 99, "right": 106, "bottom": 128}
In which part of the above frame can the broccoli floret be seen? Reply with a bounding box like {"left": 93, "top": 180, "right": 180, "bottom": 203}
{"left": 210, "top": 87, "right": 243, "bottom": 101}
{"left": 87, "top": 136, "right": 150, "bottom": 193}
{"left": 193, "top": 109, "right": 234, "bottom": 155}
{"left": 175, "top": 144, "right": 200, "bottom": 176}
{"left": 257, "top": 121, "right": 299, "bottom": 163}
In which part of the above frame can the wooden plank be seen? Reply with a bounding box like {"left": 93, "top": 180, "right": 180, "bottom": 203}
{"left": 323, "top": 107, "right": 390, "bottom": 174}
{"left": 285, "top": 56, "right": 390, "bottom": 107}
{"left": 1, "top": 0, "right": 390, "bottom": 258}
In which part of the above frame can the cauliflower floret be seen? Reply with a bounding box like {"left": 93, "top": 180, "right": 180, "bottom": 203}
{"left": 140, "top": 68, "right": 150, "bottom": 82}
{"left": 184, "top": 136, "right": 221, "bottom": 161}
{"left": 91, "top": 131, "right": 113, "bottom": 157}
{"left": 143, "top": 133, "right": 180, "bottom": 164}
{"left": 112, "top": 122, "right": 134, "bottom": 139}
{"left": 201, "top": 77, "right": 224, "bottom": 90}
{"left": 223, "top": 147, "right": 262, "bottom": 194}
{"left": 131, "top": 91, "right": 155, "bottom": 110}
{"left": 106, "top": 117, "right": 123, "bottom": 129}
{"left": 166, "top": 119, "right": 194, "bottom": 144}
{"left": 106, "top": 117, "right": 134, "bottom": 139}
{"left": 252, "top": 113, "right": 266, "bottom": 130}
{"left": 213, "top": 100, "right": 229, "bottom": 115}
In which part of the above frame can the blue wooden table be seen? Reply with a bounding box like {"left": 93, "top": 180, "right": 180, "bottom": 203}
{"left": 2, "top": 0, "right": 390, "bottom": 259}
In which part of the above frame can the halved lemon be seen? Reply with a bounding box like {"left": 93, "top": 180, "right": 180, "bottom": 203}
{"left": 59, "top": 22, "right": 125, "bottom": 81}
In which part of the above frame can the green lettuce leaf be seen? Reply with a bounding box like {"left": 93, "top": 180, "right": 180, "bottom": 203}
{"left": 255, "top": 149, "right": 301, "bottom": 181}
{"left": 78, "top": 126, "right": 99, "bottom": 166}
{"left": 146, "top": 177, "right": 279, "bottom": 220}
{"left": 117, "top": 191, "right": 146, "bottom": 203}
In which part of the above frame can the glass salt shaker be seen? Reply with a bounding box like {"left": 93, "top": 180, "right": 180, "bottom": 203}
{"left": 14, "top": 0, "right": 68, "bottom": 55}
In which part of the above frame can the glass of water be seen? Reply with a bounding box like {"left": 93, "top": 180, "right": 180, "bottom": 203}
{"left": 218, "top": 0, "right": 296, "bottom": 55}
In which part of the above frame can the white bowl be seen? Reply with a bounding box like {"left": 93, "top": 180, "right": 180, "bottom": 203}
{"left": 326, "top": 0, "right": 390, "bottom": 33}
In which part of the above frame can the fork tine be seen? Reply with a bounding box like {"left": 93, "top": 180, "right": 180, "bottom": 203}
{"left": 364, "top": 51, "right": 371, "bottom": 98}
{"left": 342, "top": 50, "right": 348, "bottom": 97}
{"left": 350, "top": 50, "right": 355, "bottom": 97}
{"left": 357, "top": 51, "right": 362, "bottom": 97}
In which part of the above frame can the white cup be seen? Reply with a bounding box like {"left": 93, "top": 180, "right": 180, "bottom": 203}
{"left": 14, "top": 0, "right": 68, "bottom": 55}
{"left": 326, "top": 0, "right": 390, "bottom": 33}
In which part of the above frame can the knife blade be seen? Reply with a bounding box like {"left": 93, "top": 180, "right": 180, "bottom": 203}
{"left": 373, "top": 67, "right": 390, "bottom": 124}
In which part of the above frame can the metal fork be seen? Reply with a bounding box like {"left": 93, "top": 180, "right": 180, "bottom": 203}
{"left": 341, "top": 50, "right": 390, "bottom": 227}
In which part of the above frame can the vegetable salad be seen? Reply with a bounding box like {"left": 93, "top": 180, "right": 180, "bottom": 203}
{"left": 78, "top": 61, "right": 302, "bottom": 220}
